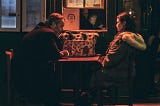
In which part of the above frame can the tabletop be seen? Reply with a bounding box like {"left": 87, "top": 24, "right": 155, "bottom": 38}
{"left": 58, "top": 55, "right": 101, "bottom": 62}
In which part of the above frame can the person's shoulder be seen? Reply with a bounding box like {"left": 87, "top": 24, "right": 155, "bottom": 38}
{"left": 120, "top": 31, "right": 147, "bottom": 51}
{"left": 40, "top": 27, "right": 55, "bottom": 33}
{"left": 120, "top": 31, "right": 134, "bottom": 40}
{"left": 34, "top": 22, "right": 55, "bottom": 33}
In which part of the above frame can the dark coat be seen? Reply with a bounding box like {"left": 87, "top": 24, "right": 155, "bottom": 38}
{"left": 102, "top": 34, "right": 136, "bottom": 82}
{"left": 11, "top": 22, "right": 63, "bottom": 104}
{"left": 91, "top": 33, "right": 136, "bottom": 88}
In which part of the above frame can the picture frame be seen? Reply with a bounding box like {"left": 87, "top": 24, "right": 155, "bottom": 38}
{"left": 85, "top": 0, "right": 104, "bottom": 9}
{"left": 66, "top": 0, "right": 84, "bottom": 8}
{"left": 63, "top": 8, "right": 80, "bottom": 30}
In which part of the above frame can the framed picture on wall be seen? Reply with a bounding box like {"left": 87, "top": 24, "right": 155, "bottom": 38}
{"left": 123, "top": 0, "right": 133, "bottom": 10}
{"left": 63, "top": 8, "right": 80, "bottom": 30}
{"left": 66, "top": 0, "right": 84, "bottom": 8}
{"left": 85, "top": 0, "right": 104, "bottom": 9}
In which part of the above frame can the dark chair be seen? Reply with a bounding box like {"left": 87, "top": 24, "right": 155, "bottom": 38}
{"left": 96, "top": 75, "right": 134, "bottom": 106}
{"left": 99, "top": 65, "right": 134, "bottom": 106}
{"left": 80, "top": 56, "right": 135, "bottom": 106}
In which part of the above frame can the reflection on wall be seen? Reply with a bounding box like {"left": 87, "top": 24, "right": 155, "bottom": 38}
{"left": 80, "top": 9, "right": 106, "bottom": 30}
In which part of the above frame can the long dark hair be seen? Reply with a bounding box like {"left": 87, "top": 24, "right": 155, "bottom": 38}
{"left": 117, "top": 11, "right": 136, "bottom": 32}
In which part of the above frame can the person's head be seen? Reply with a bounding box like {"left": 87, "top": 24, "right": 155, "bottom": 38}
{"left": 116, "top": 11, "right": 136, "bottom": 32}
{"left": 47, "top": 13, "right": 64, "bottom": 35}
{"left": 88, "top": 14, "right": 97, "bottom": 25}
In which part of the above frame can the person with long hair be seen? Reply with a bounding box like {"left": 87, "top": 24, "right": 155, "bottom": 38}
{"left": 85, "top": 11, "right": 146, "bottom": 105}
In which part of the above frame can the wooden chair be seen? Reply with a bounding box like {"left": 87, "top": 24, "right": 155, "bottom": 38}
{"left": 96, "top": 75, "right": 134, "bottom": 106}
{"left": 96, "top": 60, "right": 134, "bottom": 106}
{"left": 80, "top": 56, "right": 135, "bottom": 106}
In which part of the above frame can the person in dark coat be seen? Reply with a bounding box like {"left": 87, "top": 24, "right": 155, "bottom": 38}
{"left": 82, "top": 12, "right": 146, "bottom": 105}
{"left": 11, "top": 13, "right": 69, "bottom": 106}
{"left": 90, "top": 11, "right": 146, "bottom": 87}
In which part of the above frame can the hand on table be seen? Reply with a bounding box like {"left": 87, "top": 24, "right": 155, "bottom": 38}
{"left": 60, "top": 50, "right": 69, "bottom": 57}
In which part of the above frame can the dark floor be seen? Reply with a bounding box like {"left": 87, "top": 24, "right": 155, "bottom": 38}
{"left": 1, "top": 82, "right": 160, "bottom": 106}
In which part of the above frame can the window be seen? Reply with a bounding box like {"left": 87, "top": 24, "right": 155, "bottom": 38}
{"left": 0, "top": 0, "right": 46, "bottom": 32}
{"left": 0, "top": 0, "right": 20, "bottom": 32}
{"left": 22, "top": 0, "right": 46, "bottom": 32}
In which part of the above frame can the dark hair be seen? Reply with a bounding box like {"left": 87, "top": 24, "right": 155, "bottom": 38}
{"left": 117, "top": 11, "right": 136, "bottom": 32}
{"left": 47, "top": 13, "right": 64, "bottom": 25}
{"left": 87, "top": 14, "right": 97, "bottom": 20}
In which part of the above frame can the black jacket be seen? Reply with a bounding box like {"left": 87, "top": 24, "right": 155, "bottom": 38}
{"left": 102, "top": 34, "right": 136, "bottom": 82}
{"left": 11, "top": 22, "right": 63, "bottom": 104}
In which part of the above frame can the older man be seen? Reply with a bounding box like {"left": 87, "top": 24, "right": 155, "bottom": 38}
{"left": 11, "top": 13, "right": 68, "bottom": 106}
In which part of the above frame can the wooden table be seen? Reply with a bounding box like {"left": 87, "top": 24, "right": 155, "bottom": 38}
{"left": 53, "top": 55, "right": 101, "bottom": 105}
